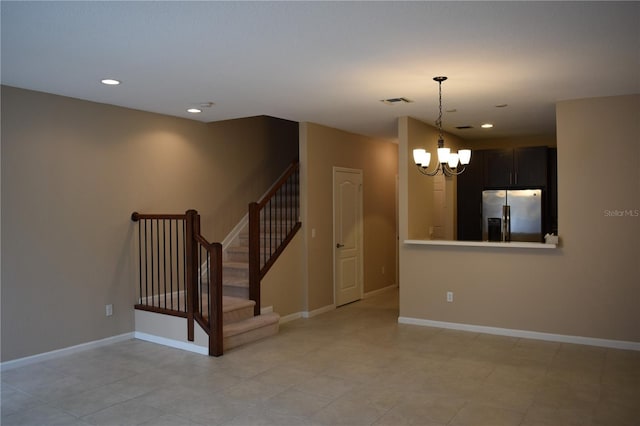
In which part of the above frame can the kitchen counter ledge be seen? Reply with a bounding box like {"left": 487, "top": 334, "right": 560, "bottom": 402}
{"left": 404, "top": 239, "right": 557, "bottom": 249}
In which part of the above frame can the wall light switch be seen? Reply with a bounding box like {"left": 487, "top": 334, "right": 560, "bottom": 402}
{"left": 106, "top": 304, "right": 113, "bottom": 316}
{"left": 446, "top": 292, "right": 453, "bottom": 303}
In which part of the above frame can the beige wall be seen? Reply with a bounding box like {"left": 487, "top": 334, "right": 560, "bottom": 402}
{"left": 261, "top": 231, "right": 304, "bottom": 317}
{"left": 1, "top": 86, "right": 297, "bottom": 361}
{"left": 301, "top": 122, "right": 398, "bottom": 311}
{"left": 399, "top": 95, "right": 640, "bottom": 343}
{"left": 204, "top": 116, "right": 299, "bottom": 239}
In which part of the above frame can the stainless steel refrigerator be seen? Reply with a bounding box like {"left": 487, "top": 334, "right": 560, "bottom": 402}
{"left": 482, "top": 189, "right": 543, "bottom": 242}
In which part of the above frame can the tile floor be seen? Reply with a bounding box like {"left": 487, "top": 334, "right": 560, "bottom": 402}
{"left": 2, "top": 289, "right": 639, "bottom": 425}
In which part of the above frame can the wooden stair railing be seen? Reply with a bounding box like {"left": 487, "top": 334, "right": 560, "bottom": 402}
{"left": 248, "top": 160, "right": 301, "bottom": 316}
{"left": 131, "top": 160, "right": 299, "bottom": 353}
{"left": 131, "top": 210, "right": 223, "bottom": 356}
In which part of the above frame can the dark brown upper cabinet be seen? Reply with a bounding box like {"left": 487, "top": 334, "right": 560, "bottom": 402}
{"left": 483, "top": 146, "right": 548, "bottom": 188}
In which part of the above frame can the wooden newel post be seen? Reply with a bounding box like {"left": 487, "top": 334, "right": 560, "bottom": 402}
{"left": 185, "top": 209, "right": 198, "bottom": 342}
{"left": 248, "top": 202, "right": 261, "bottom": 316}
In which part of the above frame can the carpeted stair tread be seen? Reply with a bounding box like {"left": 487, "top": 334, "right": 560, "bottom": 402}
{"left": 224, "top": 261, "right": 249, "bottom": 269}
{"left": 222, "top": 296, "right": 255, "bottom": 313}
{"left": 223, "top": 276, "right": 248, "bottom": 287}
{"left": 227, "top": 246, "right": 249, "bottom": 254}
{"left": 223, "top": 312, "right": 280, "bottom": 338}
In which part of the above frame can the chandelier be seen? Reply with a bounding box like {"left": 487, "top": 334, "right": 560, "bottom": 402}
{"left": 412, "top": 76, "right": 471, "bottom": 176}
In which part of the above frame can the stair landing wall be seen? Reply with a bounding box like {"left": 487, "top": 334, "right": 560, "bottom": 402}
{"left": 134, "top": 310, "right": 209, "bottom": 354}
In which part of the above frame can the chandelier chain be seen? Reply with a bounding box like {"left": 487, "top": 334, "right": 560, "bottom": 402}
{"left": 436, "top": 79, "right": 443, "bottom": 141}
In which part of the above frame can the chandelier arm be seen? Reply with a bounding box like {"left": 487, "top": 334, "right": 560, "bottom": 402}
{"left": 416, "top": 163, "right": 443, "bottom": 176}
{"left": 442, "top": 164, "right": 467, "bottom": 176}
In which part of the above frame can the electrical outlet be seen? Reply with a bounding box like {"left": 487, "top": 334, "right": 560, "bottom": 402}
{"left": 446, "top": 292, "right": 453, "bottom": 302}
{"left": 106, "top": 304, "right": 113, "bottom": 316}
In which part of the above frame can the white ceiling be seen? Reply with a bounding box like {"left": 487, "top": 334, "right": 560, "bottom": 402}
{"left": 1, "top": 1, "right": 638, "bottom": 141}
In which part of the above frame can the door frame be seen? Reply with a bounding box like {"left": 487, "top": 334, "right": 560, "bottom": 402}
{"left": 332, "top": 167, "right": 364, "bottom": 306}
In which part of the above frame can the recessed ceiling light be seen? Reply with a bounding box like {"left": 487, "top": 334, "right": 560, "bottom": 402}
{"left": 481, "top": 123, "right": 494, "bottom": 129}
{"left": 101, "top": 78, "right": 121, "bottom": 86}
{"left": 187, "top": 108, "right": 202, "bottom": 114}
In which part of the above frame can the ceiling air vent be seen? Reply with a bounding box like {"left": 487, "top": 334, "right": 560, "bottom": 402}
{"left": 455, "top": 125, "right": 474, "bottom": 129}
{"left": 380, "top": 97, "right": 413, "bottom": 105}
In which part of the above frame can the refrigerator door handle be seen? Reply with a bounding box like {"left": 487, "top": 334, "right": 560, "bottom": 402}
{"left": 502, "top": 205, "right": 511, "bottom": 242}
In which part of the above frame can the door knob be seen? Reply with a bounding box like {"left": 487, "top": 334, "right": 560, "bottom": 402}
{"left": 336, "top": 243, "right": 344, "bottom": 248}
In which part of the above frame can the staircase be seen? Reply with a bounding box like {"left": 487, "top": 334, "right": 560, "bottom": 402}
{"left": 132, "top": 159, "right": 299, "bottom": 356}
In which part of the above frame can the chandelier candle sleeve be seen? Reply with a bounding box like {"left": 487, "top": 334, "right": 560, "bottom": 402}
{"left": 459, "top": 149, "right": 471, "bottom": 165}
{"left": 413, "top": 149, "right": 431, "bottom": 167}
{"left": 447, "top": 153, "right": 459, "bottom": 168}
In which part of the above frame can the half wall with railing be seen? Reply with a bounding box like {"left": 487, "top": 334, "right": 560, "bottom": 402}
{"left": 131, "top": 210, "right": 222, "bottom": 356}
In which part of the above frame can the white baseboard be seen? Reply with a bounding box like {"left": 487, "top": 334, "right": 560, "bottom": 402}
{"left": 398, "top": 317, "right": 640, "bottom": 351}
{"left": 302, "top": 304, "right": 336, "bottom": 318}
{"left": 279, "top": 312, "right": 303, "bottom": 324}
{"left": 134, "top": 331, "right": 208, "bottom": 355}
{"left": 1, "top": 333, "right": 135, "bottom": 372}
{"left": 276, "top": 305, "right": 335, "bottom": 324}
{"left": 364, "top": 284, "right": 398, "bottom": 299}
{"left": 260, "top": 305, "right": 303, "bottom": 324}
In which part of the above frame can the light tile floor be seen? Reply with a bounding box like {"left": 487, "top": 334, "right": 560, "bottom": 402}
{"left": 2, "top": 290, "right": 639, "bottom": 425}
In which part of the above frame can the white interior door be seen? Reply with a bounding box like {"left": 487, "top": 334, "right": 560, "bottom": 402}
{"left": 334, "top": 168, "right": 363, "bottom": 307}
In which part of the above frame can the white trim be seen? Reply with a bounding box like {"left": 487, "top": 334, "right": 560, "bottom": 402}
{"left": 279, "top": 312, "right": 303, "bottom": 324}
{"left": 133, "top": 331, "right": 208, "bottom": 355}
{"left": 260, "top": 305, "right": 274, "bottom": 315}
{"left": 364, "top": 284, "right": 398, "bottom": 299}
{"left": 302, "top": 304, "right": 336, "bottom": 318}
{"left": 0, "top": 333, "right": 134, "bottom": 371}
{"left": 278, "top": 304, "right": 336, "bottom": 323}
{"left": 221, "top": 212, "right": 248, "bottom": 251}
{"left": 404, "top": 239, "right": 557, "bottom": 249}
{"left": 398, "top": 317, "right": 640, "bottom": 351}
